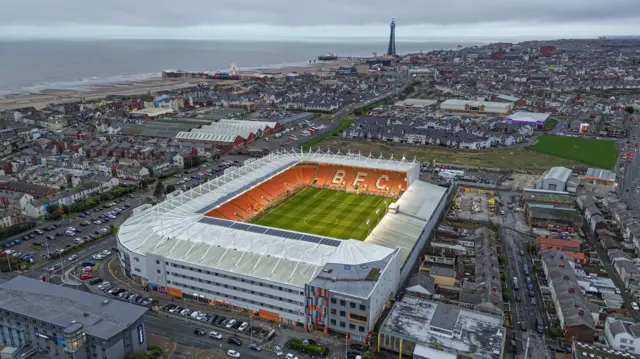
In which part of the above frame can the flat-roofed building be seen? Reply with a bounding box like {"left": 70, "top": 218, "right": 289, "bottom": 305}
{"left": 378, "top": 296, "right": 505, "bottom": 359}
{"left": 440, "top": 99, "right": 513, "bottom": 115}
{"left": 0, "top": 276, "right": 148, "bottom": 359}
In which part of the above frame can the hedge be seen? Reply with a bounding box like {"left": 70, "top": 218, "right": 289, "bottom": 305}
{"left": 289, "top": 339, "right": 327, "bottom": 356}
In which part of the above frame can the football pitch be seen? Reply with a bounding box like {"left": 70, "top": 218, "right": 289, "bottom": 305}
{"left": 252, "top": 187, "right": 392, "bottom": 240}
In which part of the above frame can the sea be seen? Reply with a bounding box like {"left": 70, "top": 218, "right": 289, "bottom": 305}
{"left": 0, "top": 39, "right": 478, "bottom": 97}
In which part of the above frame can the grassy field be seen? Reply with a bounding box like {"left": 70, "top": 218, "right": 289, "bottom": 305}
{"left": 526, "top": 135, "right": 618, "bottom": 169}
{"left": 252, "top": 187, "right": 392, "bottom": 240}
{"left": 313, "top": 138, "right": 586, "bottom": 173}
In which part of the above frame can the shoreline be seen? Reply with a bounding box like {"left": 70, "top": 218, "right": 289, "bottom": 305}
{"left": 0, "top": 60, "right": 353, "bottom": 111}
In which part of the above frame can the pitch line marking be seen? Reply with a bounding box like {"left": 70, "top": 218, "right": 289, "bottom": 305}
{"left": 303, "top": 216, "right": 339, "bottom": 227}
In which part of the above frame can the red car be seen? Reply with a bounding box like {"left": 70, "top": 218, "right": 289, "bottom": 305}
{"left": 80, "top": 273, "right": 93, "bottom": 280}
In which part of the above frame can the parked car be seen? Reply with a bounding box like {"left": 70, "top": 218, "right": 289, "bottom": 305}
{"left": 274, "top": 345, "right": 283, "bottom": 356}
{"left": 225, "top": 319, "right": 237, "bottom": 329}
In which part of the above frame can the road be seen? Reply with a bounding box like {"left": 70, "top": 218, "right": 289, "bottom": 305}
{"left": 497, "top": 192, "right": 550, "bottom": 359}
{"left": 620, "top": 124, "right": 640, "bottom": 210}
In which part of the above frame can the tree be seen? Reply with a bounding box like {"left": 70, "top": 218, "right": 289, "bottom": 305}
{"left": 165, "top": 184, "right": 176, "bottom": 194}
{"left": 153, "top": 179, "right": 165, "bottom": 198}
{"left": 498, "top": 254, "right": 505, "bottom": 264}
{"left": 625, "top": 106, "right": 635, "bottom": 114}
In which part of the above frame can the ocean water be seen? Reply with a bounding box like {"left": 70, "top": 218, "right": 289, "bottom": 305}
{"left": 0, "top": 40, "right": 470, "bottom": 96}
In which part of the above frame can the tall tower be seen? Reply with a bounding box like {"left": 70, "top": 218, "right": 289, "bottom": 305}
{"left": 386, "top": 18, "right": 396, "bottom": 57}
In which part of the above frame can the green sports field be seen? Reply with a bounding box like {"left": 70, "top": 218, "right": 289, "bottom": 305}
{"left": 526, "top": 135, "right": 618, "bottom": 169}
{"left": 252, "top": 187, "right": 392, "bottom": 240}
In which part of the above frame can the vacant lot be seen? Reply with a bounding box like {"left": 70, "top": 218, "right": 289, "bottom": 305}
{"left": 252, "top": 187, "right": 391, "bottom": 240}
{"left": 314, "top": 139, "right": 585, "bottom": 173}
{"left": 526, "top": 135, "right": 618, "bottom": 169}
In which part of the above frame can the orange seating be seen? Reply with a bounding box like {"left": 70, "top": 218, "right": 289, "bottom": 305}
{"left": 342, "top": 168, "right": 359, "bottom": 190}
{"left": 299, "top": 166, "right": 316, "bottom": 184}
{"left": 313, "top": 166, "right": 334, "bottom": 186}
{"left": 244, "top": 188, "right": 270, "bottom": 206}
{"left": 232, "top": 195, "right": 258, "bottom": 214}
{"left": 211, "top": 205, "right": 246, "bottom": 220}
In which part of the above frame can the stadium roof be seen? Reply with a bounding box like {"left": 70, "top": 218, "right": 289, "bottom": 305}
{"left": 118, "top": 149, "right": 419, "bottom": 287}
{"left": 367, "top": 181, "right": 448, "bottom": 263}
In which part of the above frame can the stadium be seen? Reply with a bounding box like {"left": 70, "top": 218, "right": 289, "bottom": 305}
{"left": 117, "top": 149, "right": 451, "bottom": 341}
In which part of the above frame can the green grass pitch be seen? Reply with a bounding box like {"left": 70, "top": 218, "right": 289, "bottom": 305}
{"left": 526, "top": 134, "right": 618, "bottom": 169}
{"left": 251, "top": 187, "right": 393, "bottom": 240}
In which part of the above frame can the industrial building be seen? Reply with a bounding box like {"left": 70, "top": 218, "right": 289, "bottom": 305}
{"left": 584, "top": 168, "right": 617, "bottom": 186}
{"left": 117, "top": 150, "right": 451, "bottom": 341}
{"left": 522, "top": 189, "right": 583, "bottom": 229}
{"left": 175, "top": 119, "right": 280, "bottom": 151}
{"left": 535, "top": 166, "right": 579, "bottom": 192}
{"left": 378, "top": 296, "right": 505, "bottom": 359}
{"left": 0, "top": 276, "right": 147, "bottom": 359}
{"left": 393, "top": 99, "right": 437, "bottom": 109}
{"left": 506, "top": 111, "right": 552, "bottom": 128}
{"left": 439, "top": 99, "right": 513, "bottom": 115}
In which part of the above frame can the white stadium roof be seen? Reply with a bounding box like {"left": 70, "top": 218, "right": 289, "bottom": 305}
{"left": 118, "top": 149, "right": 443, "bottom": 287}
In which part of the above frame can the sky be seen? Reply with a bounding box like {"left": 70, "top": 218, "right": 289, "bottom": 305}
{"left": 1, "top": 0, "right": 639, "bottom": 41}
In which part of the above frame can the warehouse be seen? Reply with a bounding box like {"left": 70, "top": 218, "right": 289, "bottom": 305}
{"left": 176, "top": 119, "right": 280, "bottom": 151}
{"left": 0, "top": 276, "right": 147, "bottom": 359}
{"left": 439, "top": 99, "right": 513, "bottom": 115}
{"left": 506, "top": 111, "right": 551, "bottom": 128}
{"left": 535, "top": 166, "right": 576, "bottom": 192}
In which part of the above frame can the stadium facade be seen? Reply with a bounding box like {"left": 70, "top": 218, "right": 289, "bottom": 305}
{"left": 117, "top": 150, "right": 451, "bottom": 341}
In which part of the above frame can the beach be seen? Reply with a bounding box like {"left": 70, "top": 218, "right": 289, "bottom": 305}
{"left": 0, "top": 60, "right": 352, "bottom": 111}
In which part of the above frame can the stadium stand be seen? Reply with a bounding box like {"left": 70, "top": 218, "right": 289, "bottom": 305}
{"left": 207, "top": 163, "right": 408, "bottom": 221}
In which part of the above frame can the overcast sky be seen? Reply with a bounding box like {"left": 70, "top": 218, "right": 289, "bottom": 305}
{"left": 1, "top": 0, "right": 639, "bottom": 40}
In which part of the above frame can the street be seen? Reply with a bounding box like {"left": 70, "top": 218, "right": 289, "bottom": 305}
{"left": 497, "top": 192, "right": 550, "bottom": 359}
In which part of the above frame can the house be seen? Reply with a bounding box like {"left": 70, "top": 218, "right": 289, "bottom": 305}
{"left": 604, "top": 316, "right": 640, "bottom": 354}
{"left": 541, "top": 250, "right": 596, "bottom": 343}
{"left": 536, "top": 238, "right": 587, "bottom": 263}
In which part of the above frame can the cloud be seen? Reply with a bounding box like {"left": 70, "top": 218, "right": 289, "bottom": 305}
{"left": 0, "top": 0, "right": 639, "bottom": 39}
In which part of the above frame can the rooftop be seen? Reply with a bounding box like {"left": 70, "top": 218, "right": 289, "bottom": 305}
{"left": 0, "top": 276, "right": 147, "bottom": 340}
{"left": 573, "top": 341, "right": 640, "bottom": 359}
{"left": 380, "top": 296, "right": 505, "bottom": 359}
{"left": 523, "top": 190, "right": 575, "bottom": 204}
{"left": 585, "top": 168, "right": 617, "bottom": 182}
{"left": 543, "top": 166, "right": 572, "bottom": 184}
